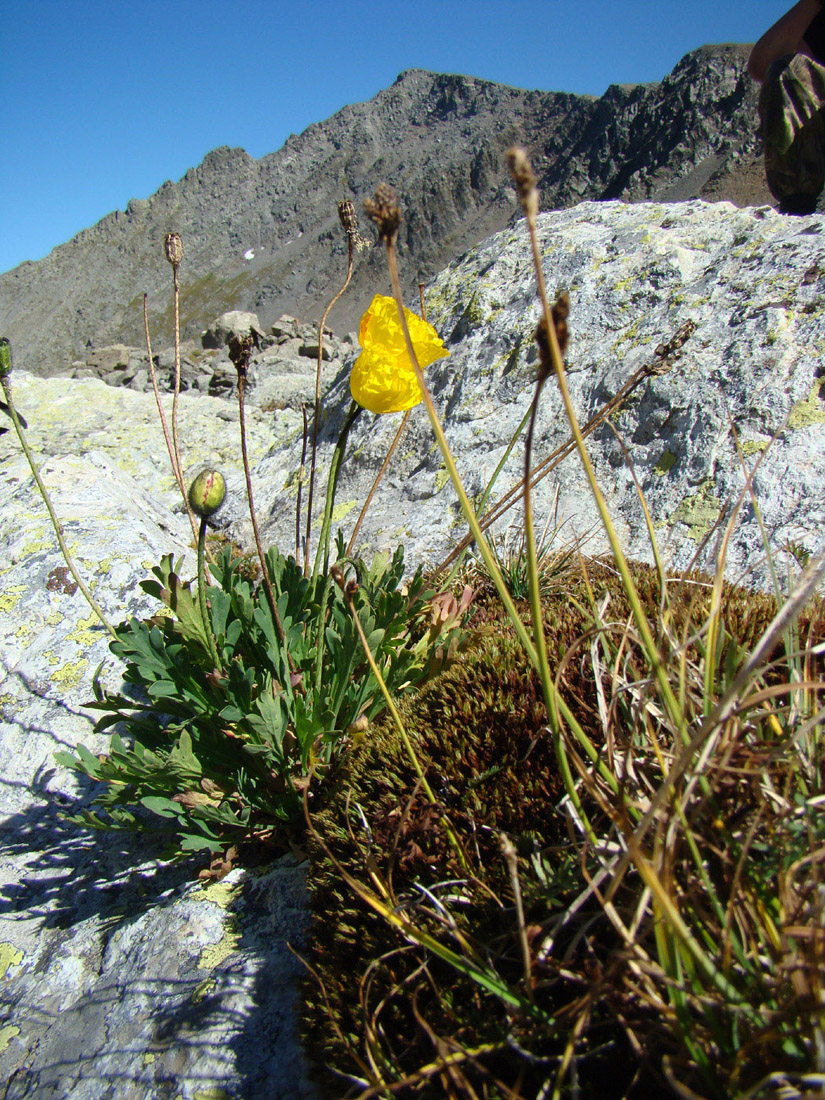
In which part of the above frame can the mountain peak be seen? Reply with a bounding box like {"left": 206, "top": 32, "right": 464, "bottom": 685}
{"left": 0, "top": 44, "right": 769, "bottom": 374}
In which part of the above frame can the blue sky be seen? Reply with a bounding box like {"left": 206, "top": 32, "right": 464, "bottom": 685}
{"left": 1, "top": 1, "right": 786, "bottom": 275}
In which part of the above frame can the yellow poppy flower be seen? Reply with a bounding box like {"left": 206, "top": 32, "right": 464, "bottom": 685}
{"left": 350, "top": 294, "right": 449, "bottom": 414}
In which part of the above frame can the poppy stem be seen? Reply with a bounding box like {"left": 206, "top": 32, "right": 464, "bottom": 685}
{"left": 382, "top": 238, "right": 540, "bottom": 671}
{"left": 345, "top": 408, "right": 410, "bottom": 558}
{"left": 0, "top": 373, "right": 117, "bottom": 641}
{"left": 305, "top": 235, "right": 355, "bottom": 576}
{"left": 143, "top": 294, "right": 200, "bottom": 548}
{"left": 197, "top": 515, "right": 222, "bottom": 670}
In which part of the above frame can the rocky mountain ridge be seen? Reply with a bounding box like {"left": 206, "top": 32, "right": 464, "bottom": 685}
{"left": 0, "top": 44, "right": 768, "bottom": 375}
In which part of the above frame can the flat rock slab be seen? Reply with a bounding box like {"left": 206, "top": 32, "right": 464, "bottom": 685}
{"left": 0, "top": 395, "right": 317, "bottom": 1096}
{"left": 237, "top": 200, "right": 825, "bottom": 588}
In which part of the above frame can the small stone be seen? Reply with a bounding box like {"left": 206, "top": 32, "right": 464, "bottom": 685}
{"left": 202, "top": 311, "right": 264, "bottom": 350}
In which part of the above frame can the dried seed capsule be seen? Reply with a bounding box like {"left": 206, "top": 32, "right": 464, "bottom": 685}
{"left": 338, "top": 200, "right": 358, "bottom": 236}
{"left": 164, "top": 232, "right": 183, "bottom": 267}
{"left": 363, "top": 184, "right": 401, "bottom": 242}
{"left": 188, "top": 469, "right": 226, "bottom": 517}
{"left": 506, "top": 146, "right": 539, "bottom": 220}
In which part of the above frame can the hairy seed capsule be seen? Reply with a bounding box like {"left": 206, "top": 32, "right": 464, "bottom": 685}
{"left": 188, "top": 469, "right": 226, "bottom": 517}
{"left": 338, "top": 200, "right": 358, "bottom": 235}
{"left": 506, "top": 146, "right": 539, "bottom": 220}
{"left": 363, "top": 184, "right": 402, "bottom": 242}
{"left": 164, "top": 232, "right": 183, "bottom": 267}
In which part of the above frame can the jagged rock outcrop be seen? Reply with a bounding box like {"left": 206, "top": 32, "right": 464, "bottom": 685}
{"left": 67, "top": 312, "right": 351, "bottom": 404}
{"left": 2, "top": 197, "right": 823, "bottom": 1096}
{"left": 0, "top": 44, "right": 768, "bottom": 376}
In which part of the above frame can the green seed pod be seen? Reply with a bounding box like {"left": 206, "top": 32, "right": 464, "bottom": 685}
{"left": 188, "top": 469, "right": 226, "bottom": 518}
{"left": 0, "top": 337, "right": 12, "bottom": 378}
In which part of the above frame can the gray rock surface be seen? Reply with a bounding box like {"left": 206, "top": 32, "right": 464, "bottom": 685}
{"left": 227, "top": 199, "right": 825, "bottom": 591}
{"left": 0, "top": 45, "right": 767, "bottom": 375}
{"left": 202, "top": 310, "right": 265, "bottom": 350}
{"left": 60, "top": 314, "right": 348, "bottom": 408}
{"left": 0, "top": 391, "right": 317, "bottom": 1097}
{"left": 2, "top": 196, "right": 825, "bottom": 1097}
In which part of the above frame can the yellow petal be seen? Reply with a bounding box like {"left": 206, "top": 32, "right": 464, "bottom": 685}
{"left": 351, "top": 295, "right": 449, "bottom": 414}
{"left": 350, "top": 346, "right": 423, "bottom": 414}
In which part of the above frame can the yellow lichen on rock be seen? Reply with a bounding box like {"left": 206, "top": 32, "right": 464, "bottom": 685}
{"left": 788, "top": 380, "right": 825, "bottom": 430}
{"left": 0, "top": 587, "right": 27, "bottom": 614}
{"left": 198, "top": 917, "right": 241, "bottom": 971}
{"left": 51, "top": 658, "right": 89, "bottom": 689}
{"left": 0, "top": 943, "right": 24, "bottom": 979}
{"left": 0, "top": 1025, "right": 20, "bottom": 1053}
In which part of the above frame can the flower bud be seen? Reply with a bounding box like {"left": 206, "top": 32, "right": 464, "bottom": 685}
{"left": 0, "top": 337, "right": 12, "bottom": 378}
{"left": 164, "top": 232, "right": 183, "bottom": 267}
{"left": 188, "top": 469, "right": 226, "bottom": 518}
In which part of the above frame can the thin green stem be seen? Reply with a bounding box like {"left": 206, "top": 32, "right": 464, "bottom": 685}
{"left": 345, "top": 409, "right": 410, "bottom": 558}
{"left": 312, "top": 401, "right": 362, "bottom": 581}
{"left": 196, "top": 517, "right": 221, "bottom": 669}
{"left": 523, "top": 377, "right": 597, "bottom": 844}
{"left": 143, "top": 294, "right": 200, "bottom": 546}
{"left": 237, "top": 368, "right": 291, "bottom": 663}
{"left": 442, "top": 401, "right": 532, "bottom": 587}
{"left": 170, "top": 264, "right": 185, "bottom": 506}
{"left": 311, "top": 401, "right": 362, "bottom": 698}
{"left": 1, "top": 375, "right": 117, "bottom": 640}
{"left": 305, "top": 239, "right": 354, "bottom": 575}
{"left": 340, "top": 580, "right": 469, "bottom": 871}
{"left": 296, "top": 402, "right": 309, "bottom": 561}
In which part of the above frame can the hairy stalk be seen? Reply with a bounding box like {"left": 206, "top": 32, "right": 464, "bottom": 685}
{"left": 0, "top": 373, "right": 117, "bottom": 640}
{"left": 345, "top": 409, "right": 410, "bottom": 557}
{"left": 441, "top": 402, "right": 533, "bottom": 588}
{"left": 312, "top": 401, "right": 362, "bottom": 581}
{"left": 143, "top": 295, "right": 200, "bottom": 546}
{"left": 296, "top": 402, "right": 309, "bottom": 561}
{"left": 169, "top": 257, "right": 185, "bottom": 509}
{"left": 333, "top": 567, "right": 468, "bottom": 870}
{"left": 507, "top": 147, "right": 687, "bottom": 743}
{"left": 305, "top": 200, "right": 363, "bottom": 575}
{"left": 196, "top": 516, "right": 221, "bottom": 670}
{"left": 234, "top": 353, "right": 290, "bottom": 654}
{"left": 380, "top": 236, "right": 539, "bottom": 670}
{"left": 311, "top": 401, "right": 362, "bottom": 697}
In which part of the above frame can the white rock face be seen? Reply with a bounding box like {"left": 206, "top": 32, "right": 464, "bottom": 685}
{"left": 1, "top": 198, "right": 824, "bottom": 1096}
{"left": 238, "top": 200, "right": 825, "bottom": 588}
{"left": 0, "top": 383, "right": 315, "bottom": 1098}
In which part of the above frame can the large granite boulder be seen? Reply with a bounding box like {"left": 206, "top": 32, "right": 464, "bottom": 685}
{"left": 0, "top": 386, "right": 317, "bottom": 1098}
{"left": 231, "top": 200, "right": 825, "bottom": 590}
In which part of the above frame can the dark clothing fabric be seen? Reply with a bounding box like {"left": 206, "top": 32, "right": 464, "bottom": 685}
{"left": 804, "top": 9, "right": 825, "bottom": 62}
{"left": 759, "top": 52, "right": 825, "bottom": 212}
